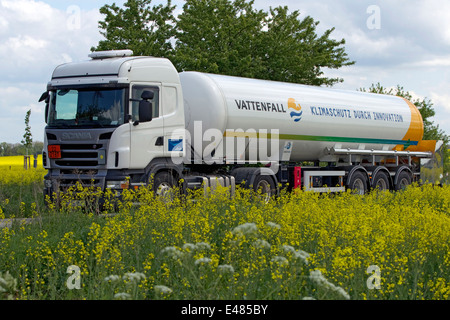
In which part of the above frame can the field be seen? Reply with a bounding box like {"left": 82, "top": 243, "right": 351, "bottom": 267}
{"left": 0, "top": 155, "right": 449, "bottom": 300}
{"left": 0, "top": 155, "right": 46, "bottom": 218}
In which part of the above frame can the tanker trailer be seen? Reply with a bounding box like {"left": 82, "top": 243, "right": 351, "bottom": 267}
{"left": 40, "top": 50, "right": 440, "bottom": 199}
{"left": 178, "top": 71, "right": 439, "bottom": 195}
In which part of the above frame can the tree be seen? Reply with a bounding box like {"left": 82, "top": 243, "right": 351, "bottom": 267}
{"left": 255, "top": 6, "right": 354, "bottom": 85}
{"left": 174, "top": 0, "right": 354, "bottom": 85}
{"left": 93, "top": 0, "right": 355, "bottom": 86}
{"left": 21, "top": 109, "right": 33, "bottom": 156}
{"left": 91, "top": 0, "right": 176, "bottom": 59}
{"left": 360, "top": 83, "right": 449, "bottom": 173}
{"left": 0, "top": 141, "right": 43, "bottom": 157}
{"left": 174, "top": 0, "right": 267, "bottom": 78}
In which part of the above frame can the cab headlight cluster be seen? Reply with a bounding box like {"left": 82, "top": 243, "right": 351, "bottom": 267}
{"left": 106, "top": 180, "right": 130, "bottom": 189}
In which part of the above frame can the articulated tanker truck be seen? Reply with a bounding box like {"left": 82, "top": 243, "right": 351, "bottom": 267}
{"left": 39, "top": 50, "right": 442, "bottom": 199}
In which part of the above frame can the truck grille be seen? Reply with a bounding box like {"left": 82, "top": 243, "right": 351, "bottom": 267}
{"left": 55, "top": 144, "right": 103, "bottom": 168}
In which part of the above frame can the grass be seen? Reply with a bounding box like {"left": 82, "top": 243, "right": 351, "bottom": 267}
{"left": 0, "top": 180, "right": 449, "bottom": 300}
{"left": 0, "top": 156, "right": 449, "bottom": 300}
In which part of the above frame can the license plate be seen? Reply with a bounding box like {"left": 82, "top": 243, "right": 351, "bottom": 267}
{"left": 48, "top": 145, "right": 61, "bottom": 159}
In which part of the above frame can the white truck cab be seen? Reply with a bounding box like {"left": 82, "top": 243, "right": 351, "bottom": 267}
{"left": 42, "top": 50, "right": 188, "bottom": 197}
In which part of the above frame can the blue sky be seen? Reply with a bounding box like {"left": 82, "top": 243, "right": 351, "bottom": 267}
{"left": 1, "top": 0, "right": 449, "bottom": 143}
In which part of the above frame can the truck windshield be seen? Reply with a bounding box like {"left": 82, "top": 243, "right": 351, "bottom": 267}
{"left": 47, "top": 88, "right": 126, "bottom": 128}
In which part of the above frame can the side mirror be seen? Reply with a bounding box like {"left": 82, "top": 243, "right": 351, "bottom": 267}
{"left": 137, "top": 100, "right": 152, "bottom": 124}
{"left": 38, "top": 91, "right": 49, "bottom": 102}
{"left": 132, "top": 90, "right": 154, "bottom": 126}
{"left": 39, "top": 92, "right": 49, "bottom": 123}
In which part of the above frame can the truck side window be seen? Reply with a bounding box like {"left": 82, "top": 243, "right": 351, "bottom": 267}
{"left": 131, "top": 86, "right": 159, "bottom": 122}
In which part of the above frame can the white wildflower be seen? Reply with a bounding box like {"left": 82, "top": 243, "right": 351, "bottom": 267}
{"left": 281, "top": 245, "right": 310, "bottom": 264}
{"left": 232, "top": 222, "right": 257, "bottom": 236}
{"left": 103, "top": 275, "right": 121, "bottom": 283}
{"left": 281, "top": 245, "right": 296, "bottom": 254}
{"left": 0, "top": 279, "right": 8, "bottom": 293}
{"left": 271, "top": 256, "right": 289, "bottom": 266}
{"left": 182, "top": 243, "right": 196, "bottom": 252}
{"left": 154, "top": 285, "right": 173, "bottom": 295}
{"left": 0, "top": 271, "right": 17, "bottom": 299}
{"left": 309, "top": 270, "right": 328, "bottom": 286}
{"left": 114, "top": 292, "right": 131, "bottom": 300}
{"left": 294, "top": 250, "right": 310, "bottom": 265}
{"left": 309, "top": 270, "right": 350, "bottom": 300}
{"left": 195, "top": 257, "right": 212, "bottom": 266}
{"left": 266, "top": 222, "right": 281, "bottom": 230}
{"left": 253, "top": 239, "right": 271, "bottom": 250}
{"left": 123, "top": 272, "right": 146, "bottom": 283}
{"left": 195, "top": 242, "right": 211, "bottom": 251}
{"left": 217, "top": 264, "right": 235, "bottom": 274}
{"left": 161, "top": 246, "right": 184, "bottom": 259}
{"left": 333, "top": 286, "right": 351, "bottom": 300}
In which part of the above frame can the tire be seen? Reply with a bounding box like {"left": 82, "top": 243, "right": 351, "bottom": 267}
{"left": 152, "top": 171, "right": 176, "bottom": 198}
{"left": 253, "top": 175, "right": 276, "bottom": 202}
{"left": 372, "top": 171, "right": 390, "bottom": 191}
{"left": 347, "top": 171, "right": 368, "bottom": 195}
{"left": 395, "top": 171, "right": 412, "bottom": 191}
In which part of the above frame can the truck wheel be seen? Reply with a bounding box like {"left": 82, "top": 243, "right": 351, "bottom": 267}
{"left": 395, "top": 171, "right": 411, "bottom": 191}
{"left": 152, "top": 171, "right": 176, "bottom": 198}
{"left": 253, "top": 175, "right": 276, "bottom": 202}
{"left": 347, "top": 171, "right": 368, "bottom": 195}
{"left": 372, "top": 171, "right": 390, "bottom": 191}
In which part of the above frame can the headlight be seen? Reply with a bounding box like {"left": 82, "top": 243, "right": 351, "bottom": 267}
{"left": 106, "top": 180, "right": 130, "bottom": 189}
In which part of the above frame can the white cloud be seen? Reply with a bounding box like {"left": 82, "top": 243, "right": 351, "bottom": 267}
{"left": 0, "top": 84, "right": 45, "bottom": 142}
{"left": 0, "top": 0, "right": 102, "bottom": 142}
{"left": 412, "top": 1, "right": 450, "bottom": 46}
{"left": 431, "top": 92, "right": 450, "bottom": 113}
{"left": 0, "top": 16, "right": 8, "bottom": 32}
{"left": 1, "top": 0, "right": 53, "bottom": 23}
{"left": 409, "top": 57, "right": 450, "bottom": 68}
{"left": 0, "top": 0, "right": 102, "bottom": 74}
{"left": 342, "top": 30, "right": 423, "bottom": 66}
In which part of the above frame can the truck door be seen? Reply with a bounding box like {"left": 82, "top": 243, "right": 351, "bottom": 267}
{"left": 129, "top": 83, "right": 164, "bottom": 169}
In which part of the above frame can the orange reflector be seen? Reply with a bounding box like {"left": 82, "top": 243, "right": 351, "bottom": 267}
{"left": 48, "top": 145, "right": 61, "bottom": 159}
{"left": 120, "top": 181, "right": 130, "bottom": 189}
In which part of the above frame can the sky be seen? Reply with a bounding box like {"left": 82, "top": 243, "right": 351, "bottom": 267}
{"left": 1, "top": 0, "right": 449, "bottom": 144}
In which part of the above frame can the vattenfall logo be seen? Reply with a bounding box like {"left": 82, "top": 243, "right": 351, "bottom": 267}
{"left": 288, "top": 98, "right": 302, "bottom": 122}
{"left": 235, "top": 99, "right": 287, "bottom": 113}
{"left": 235, "top": 98, "right": 302, "bottom": 122}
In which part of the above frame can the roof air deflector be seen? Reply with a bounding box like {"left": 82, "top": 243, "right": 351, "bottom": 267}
{"left": 88, "top": 50, "right": 134, "bottom": 60}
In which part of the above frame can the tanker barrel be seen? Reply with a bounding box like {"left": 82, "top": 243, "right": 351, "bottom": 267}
{"left": 180, "top": 72, "right": 428, "bottom": 164}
